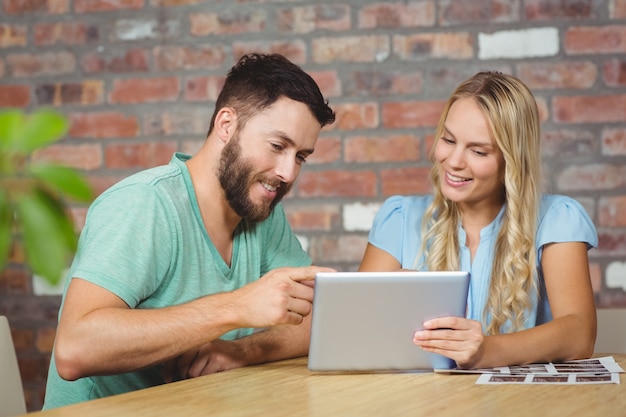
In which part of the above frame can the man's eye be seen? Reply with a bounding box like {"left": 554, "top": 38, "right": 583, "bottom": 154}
{"left": 271, "top": 143, "right": 283, "bottom": 151}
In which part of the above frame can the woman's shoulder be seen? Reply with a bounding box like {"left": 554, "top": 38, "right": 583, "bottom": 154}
{"left": 539, "top": 194, "right": 590, "bottom": 218}
{"left": 536, "top": 194, "right": 598, "bottom": 248}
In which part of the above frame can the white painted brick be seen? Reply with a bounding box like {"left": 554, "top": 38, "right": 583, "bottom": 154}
{"left": 343, "top": 202, "right": 381, "bottom": 232}
{"left": 478, "top": 27, "right": 559, "bottom": 59}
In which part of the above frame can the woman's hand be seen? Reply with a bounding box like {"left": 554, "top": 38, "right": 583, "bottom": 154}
{"left": 413, "top": 316, "right": 485, "bottom": 369}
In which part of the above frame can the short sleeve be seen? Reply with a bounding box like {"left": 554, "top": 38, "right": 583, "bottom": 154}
{"left": 70, "top": 184, "right": 174, "bottom": 307}
{"left": 368, "top": 196, "right": 407, "bottom": 264}
{"left": 536, "top": 195, "right": 598, "bottom": 250}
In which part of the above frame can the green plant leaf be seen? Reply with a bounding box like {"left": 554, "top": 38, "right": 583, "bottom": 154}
{"left": 15, "top": 188, "right": 77, "bottom": 285}
{"left": 18, "top": 110, "right": 68, "bottom": 153}
{"left": 30, "top": 164, "right": 93, "bottom": 202}
{"left": 0, "top": 189, "right": 11, "bottom": 273}
{"left": 0, "top": 110, "right": 25, "bottom": 150}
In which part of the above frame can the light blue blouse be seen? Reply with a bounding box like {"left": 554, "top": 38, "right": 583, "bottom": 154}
{"left": 368, "top": 194, "right": 598, "bottom": 332}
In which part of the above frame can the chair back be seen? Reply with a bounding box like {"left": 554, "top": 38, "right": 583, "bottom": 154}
{"left": 595, "top": 308, "right": 626, "bottom": 354}
{"left": 0, "top": 316, "right": 26, "bottom": 417}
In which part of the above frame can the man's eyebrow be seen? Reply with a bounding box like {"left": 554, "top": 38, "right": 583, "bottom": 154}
{"left": 273, "top": 130, "right": 315, "bottom": 155}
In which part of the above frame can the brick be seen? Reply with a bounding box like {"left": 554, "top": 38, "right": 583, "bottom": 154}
{"left": 565, "top": 25, "right": 626, "bottom": 54}
{"left": 154, "top": 45, "right": 226, "bottom": 71}
{"left": 283, "top": 203, "right": 341, "bottom": 231}
{"left": 109, "top": 77, "right": 179, "bottom": 104}
{"left": 276, "top": 4, "right": 350, "bottom": 33}
{"left": 88, "top": 174, "right": 127, "bottom": 196}
{"left": 69, "top": 206, "right": 89, "bottom": 231}
{"left": 152, "top": 0, "right": 199, "bottom": 5}
{"left": 233, "top": 40, "right": 307, "bottom": 65}
{"left": 332, "top": 102, "right": 379, "bottom": 130}
{"left": 394, "top": 32, "right": 473, "bottom": 60}
{"left": 17, "top": 354, "right": 49, "bottom": 382}
{"left": 610, "top": 0, "right": 626, "bottom": 19}
{"left": 297, "top": 170, "right": 377, "bottom": 198}
{"left": 3, "top": 0, "right": 68, "bottom": 13}
{"left": 10, "top": 327, "right": 34, "bottom": 351}
{"left": 541, "top": 129, "right": 597, "bottom": 157}
{"left": 308, "top": 234, "right": 369, "bottom": 264}
{"left": 184, "top": 76, "right": 225, "bottom": 101}
{"left": 143, "top": 108, "right": 210, "bottom": 136}
{"left": 599, "top": 196, "right": 626, "bottom": 227}
{"left": 359, "top": 1, "right": 435, "bottom": 28}
{"left": 556, "top": 164, "right": 626, "bottom": 191}
{"left": 343, "top": 202, "right": 381, "bottom": 232}
{"left": 0, "top": 267, "right": 30, "bottom": 294}
{"left": 478, "top": 27, "right": 558, "bottom": 59}
{"left": 181, "top": 139, "right": 203, "bottom": 157}
{"left": 35, "top": 327, "right": 55, "bottom": 353}
{"left": 309, "top": 70, "right": 342, "bottom": 99}
{"left": 603, "top": 58, "right": 626, "bottom": 86}
{"left": 553, "top": 94, "right": 626, "bottom": 123}
{"left": 307, "top": 136, "right": 341, "bottom": 165}
{"left": 7, "top": 51, "right": 76, "bottom": 77}
{"left": 33, "top": 22, "right": 99, "bottom": 46}
{"left": 517, "top": 61, "right": 597, "bottom": 90}
{"left": 381, "top": 166, "right": 433, "bottom": 196}
{"left": 74, "top": 0, "right": 143, "bottom": 13}
{"left": 69, "top": 112, "right": 139, "bottom": 139}
{"left": 104, "top": 141, "right": 178, "bottom": 169}
{"left": 82, "top": 49, "right": 149, "bottom": 74}
{"left": 346, "top": 70, "right": 422, "bottom": 96}
{"left": 524, "top": 0, "right": 595, "bottom": 20}
{"left": 589, "top": 262, "right": 601, "bottom": 293}
{"left": 423, "top": 66, "right": 512, "bottom": 97}
{"left": 32, "top": 143, "right": 103, "bottom": 171}
{"left": 189, "top": 10, "right": 266, "bottom": 36}
{"left": 0, "top": 84, "right": 30, "bottom": 107}
{"left": 597, "top": 229, "right": 626, "bottom": 256}
{"left": 382, "top": 100, "right": 446, "bottom": 128}
{"left": 439, "top": 0, "right": 520, "bottom": 25}
{"left": 312, "top": 35, "right": 390, "bottom": 63}
{"left": 536, "top": 96, "right": 549, "bottom": 122}
{"left": 0, "top": 24, "right": 27, "bottom": 47}
{"left": 345, "top": 134, "right": 420, "bottom": 163}
{"left": 113, "top": 18, "right": 180, "bottom": 41}
{"left": 35, "top": 80, "right": 104, "bottom": 106}
{"left": 602, "top": 128, "right": 626, "bottom": 156}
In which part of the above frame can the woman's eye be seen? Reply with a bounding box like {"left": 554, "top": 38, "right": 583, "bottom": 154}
{"left": 271, "top": 143, "right": 283, "bottom": 151}
{"left": 441, "top": 137, "right": 454, "bottom": 144}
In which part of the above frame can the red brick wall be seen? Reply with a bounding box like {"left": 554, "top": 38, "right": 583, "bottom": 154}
{"left": 1, "top": 0, "right": 626, "bottom": 411}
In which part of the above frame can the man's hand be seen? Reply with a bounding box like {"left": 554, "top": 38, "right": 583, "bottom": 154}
{"left": 162, "top": 338, "right": 245, "bottom": 382}
{"left": 231, "top": 265, "right": 334, "bottom": 328}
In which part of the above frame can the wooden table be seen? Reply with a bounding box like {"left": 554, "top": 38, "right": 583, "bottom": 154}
{"left": 23, "top": 354, "right": 626, "bottom": 417}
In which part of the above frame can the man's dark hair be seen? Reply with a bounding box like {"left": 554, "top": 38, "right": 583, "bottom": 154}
{"left": 208, "top": 53, "right": 335, "bottom": 134}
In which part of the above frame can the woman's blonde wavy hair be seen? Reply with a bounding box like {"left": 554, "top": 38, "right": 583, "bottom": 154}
{"left": 416, "top": 71, "right": 542, "bottom": 335}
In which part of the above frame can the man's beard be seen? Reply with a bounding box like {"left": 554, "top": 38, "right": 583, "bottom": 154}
{"left": 218, "top": 135, "right": 292, "bottom": 223}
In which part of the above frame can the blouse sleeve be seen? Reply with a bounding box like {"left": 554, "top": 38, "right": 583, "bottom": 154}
{"left": 536, "top": 195, "right": 598, "bottom": 250}
{"left": 368, "top": 196, "right": 406, "bottom": 264}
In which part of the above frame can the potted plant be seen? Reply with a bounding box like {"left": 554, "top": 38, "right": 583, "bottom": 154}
{"left": 0, "top": 109, "right": 93, "bottom": 286}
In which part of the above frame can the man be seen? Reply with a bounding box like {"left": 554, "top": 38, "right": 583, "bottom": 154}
{"left": 43, "top": 53, "right": 336, "bottom": 409}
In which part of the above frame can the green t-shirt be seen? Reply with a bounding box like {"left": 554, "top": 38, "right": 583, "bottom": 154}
{"left": 43, "top": 153, "right": 311, "bottom": 409}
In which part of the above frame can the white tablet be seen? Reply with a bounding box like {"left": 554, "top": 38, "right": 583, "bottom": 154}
{"left": 308, "top": 271, "right": 470, "bottom": 372}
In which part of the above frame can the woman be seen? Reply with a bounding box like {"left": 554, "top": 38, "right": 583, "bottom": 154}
{"left": 359, "top": 71, "right": 598, "bottom": 369}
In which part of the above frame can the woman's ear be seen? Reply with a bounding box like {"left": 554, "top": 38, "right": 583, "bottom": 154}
{"left": 213, "top": 107, "right": 237, "bottom": 144}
